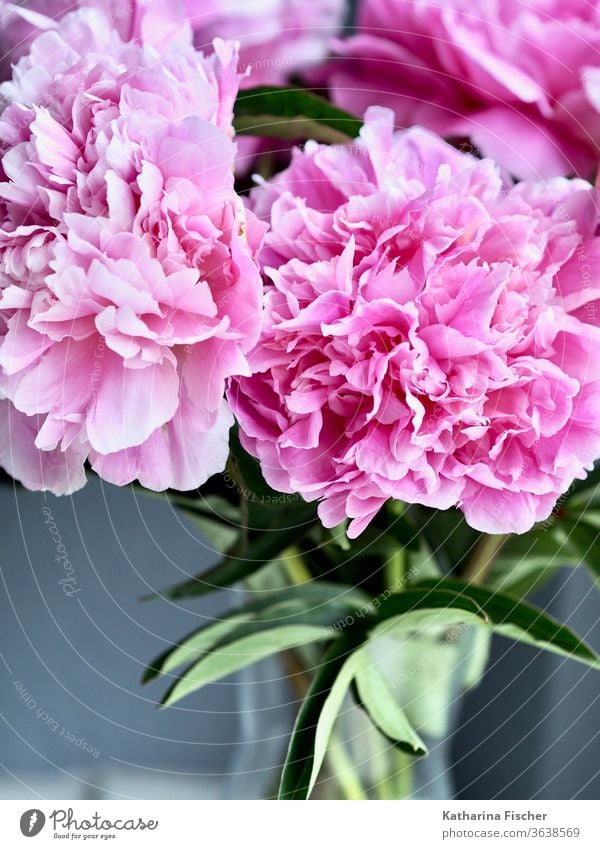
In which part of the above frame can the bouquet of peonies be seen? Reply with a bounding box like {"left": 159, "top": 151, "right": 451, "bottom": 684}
{"left": 1, "top": 0, "right": 600, "bottom": 800}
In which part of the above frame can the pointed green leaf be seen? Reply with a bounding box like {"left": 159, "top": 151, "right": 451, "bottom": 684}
{"left": 145, "top": 499, "right": 317, "bottom": 601}
{"left": 234, "top": 86, "right": 361, "bottom": 143}
{"left": 279, "top": 636, "right": 363, "bottom": 800}
{"left": 161, "top": 625, "right": 330, "bottom": 707}
{"left": 144, "top": 581, "right": 369, "bottom": 682}
{"left": 143, "top": 611, "right": 249, "bottom": 684}
{"left": 366, "top": 588, "right": 488, "bottom": 639}
{"left": 415, "top": 579, "right": 600, "bottom": 670}
{"left": 354, "top": 650, "right": 427, "bottom": 756}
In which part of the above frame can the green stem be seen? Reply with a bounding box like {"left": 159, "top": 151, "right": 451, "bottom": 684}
{"left": 278, "top": 547, "right": 367, "bottom": 800}
{"left": 462, "top": 534, "right": 507, "bottom": 585}
{"left": 282, "top": 545, "right": 312, "bottom": 584}
{"left": 371, "top": 729, "right": 395, "bottom": 800}
{"left": 393, "top": 749, "right": 414, "bottom": 800}
{"left": 325, "top": 732, "right": 367, "bottom": 800}
{"left": 386, "top": 548, "right": 406, "bottom": 593}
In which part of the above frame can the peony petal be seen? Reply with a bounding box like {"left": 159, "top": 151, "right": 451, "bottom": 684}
{"left": 86, "top": 353, "right": 179, "bottom": 454}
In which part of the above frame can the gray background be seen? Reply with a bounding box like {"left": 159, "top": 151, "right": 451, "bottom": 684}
{"left": 0, "top": 478, "right": 598, "bottom": 800}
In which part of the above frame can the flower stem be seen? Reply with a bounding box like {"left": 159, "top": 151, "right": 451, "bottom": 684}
{"left": 282, "top": 545, "right": 312, "bottom": 584}
{"left": 278, "top": 547, "right": 367, "bottom": 800}
{"left": 393, "top": 749, "right": 414, "bottom": 800}
{"left": 386, "top": 547, "right": 406, "bottom": 592}
{"left": 326, "top": 732, "right": 368, "bottom": 800}
{"left": 370, "top": 725, "right": 395, "bottom": 799}
{"left": 462, "top": 534, "right": 507, "bottom": 585}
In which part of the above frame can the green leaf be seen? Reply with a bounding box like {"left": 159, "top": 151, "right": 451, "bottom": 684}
{"left": 228, "top": 424, "right": 278, "bottom": 503}
{"left": 144, "top": 499, "right": 318, "bottom": 601}
{"left": 354, "top": 650, "right": 427, "bottom": 756}
{"left": 487, "top": 527, "right": 580, "bottom": 597}
{"left": 180, "top": 513, "right": 239, "bottom": 555}
{"left": 143, "top": 611, "right": 250, "bottom": 685}
{"left": 161, "top": 625, "right": 330, "bottom": 707}
{"left": 364, "top": 630, "right": 464, "bottom": 739}
{"left": 461, "top": 628, "right": 492, "bottom": 690}
{"left": 555, "top": 518, "right": 600, "bottom": 582}
{"left": 415, "top": 579, "right": 600, "bottom": 670}
{"left": 279, "top": 636, "right": 363, "bottom": 800}
{"left": 144, "top": 581, "right": 369, "bottom": 683}
{"left": 233, "top": 86, "right": 361, "bottom": 144}
{"left": 359, "top": 590, "right": 490, "bottom": 738}
{"left": 365, "top": 588, "right": 488, "bottom": 639}
{"left": 416, "top": 507, "right": 481, "bottom": 573}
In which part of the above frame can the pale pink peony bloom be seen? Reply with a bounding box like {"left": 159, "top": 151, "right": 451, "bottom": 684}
{"left": 228, "top": 107, "right": 600, "bottom": 537}
{"left": 180, "top": 0, "right": 347, "bottom": 172}
{"left": 0, "top": 1, "right": 76, "bottom": 79}
{"left": 1, "top": 0, "right": 345, "bottom": 85}
{"left": 323, "top": 0, "right": 600, "bottom": 179}
{"left": 0, "top": 9, "right": 266, "bottom": 495}
{"left": 0, "top": 1, "right": 191, "bottom": 81}
{"left": 1, "top": 1, "right": 346, "bottom": 171}
{"left": 182, "top": 0, "right": 345, "bottom": 85}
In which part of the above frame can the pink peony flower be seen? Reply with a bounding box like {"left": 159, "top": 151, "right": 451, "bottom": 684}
{"left": 0, "top": 1, "right": 190, "bottom": 81}
{"left": 0, "top": 9, "right": 266, "bottom": 495}
{"left": 182, "top": 0, "right": 345, "bottom": 86}
{"left": 0, "top": 1, "right": 76, "bottom": 80}
{"left": 1, "top": 1, "right": 346, "bottom": 171}
{"left": 228, "top": 107, "right": 600, "bottom": 537}
{"left": 180, "top": 0, "right": 347, "bottom": 172}
{"left": 323, "top": 0, "right": 600, "bottom": 179}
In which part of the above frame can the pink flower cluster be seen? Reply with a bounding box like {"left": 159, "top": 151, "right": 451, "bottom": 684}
{"left": 0, "top": 9, "right": 266, "bottom": 495}
{"left": 0, "top": 1, "right": 346, "bottom": 172}
{"left": 3, "top": 0, "right": 600, "bottom": 543}
{"left": 0, "top": 0, "right": 195, "bottom": 80}
{"left": 325, "top": 0, "right": 600, "bottom": 179}
{"left": 228, "top": 107, "right": 600, "bottom": 536}
{"left": 1, "top": 0, "right": 345, "bottom": 87}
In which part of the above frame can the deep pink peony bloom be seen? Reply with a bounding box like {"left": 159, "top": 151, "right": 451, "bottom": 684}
{"left": 0, "top": 9, "right": 266, "bottom": 495}
{"left": 228, "top": 107, "right": 600, "bottom": 537}
{"left": 323, "top": 0, "right": 600, "bottom": 179}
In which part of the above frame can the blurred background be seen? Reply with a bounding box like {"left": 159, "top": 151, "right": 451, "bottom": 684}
{"left": 1, "top": 478, "right": 599, "bottom": 800}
